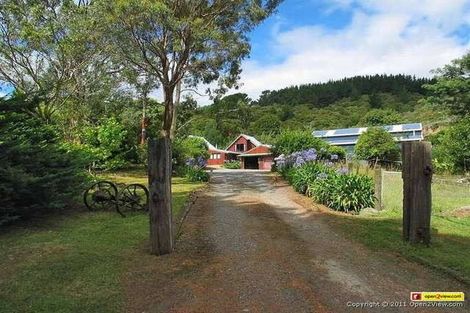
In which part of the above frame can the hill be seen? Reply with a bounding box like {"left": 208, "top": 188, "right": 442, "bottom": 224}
{"left": 185, "top": 75, "right": 448, "bottom": 147}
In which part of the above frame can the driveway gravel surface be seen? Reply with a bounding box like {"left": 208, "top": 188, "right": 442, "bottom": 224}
{"left": 124, "top": 170, "right": 468, "bottom": 313}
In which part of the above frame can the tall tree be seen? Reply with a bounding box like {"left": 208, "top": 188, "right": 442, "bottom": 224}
{"left": 0, "top": 1, "right": 102, "bottom": 113}
{"left": 96, "top": 0, "right": 281, "bottom": 254}
{"left": 423, "top": 52, "right": 470, "bottom": 117}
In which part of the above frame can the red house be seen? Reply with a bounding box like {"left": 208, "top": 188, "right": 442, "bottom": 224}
{"left": 238, "top": 144, "right": 273, "bottom": 170}
{"left": 192, "top": 134, "right": 274, "bottom": 170}
{"left": 226, "top": 134, "right": 273, "bottom": 170}
{"left": 190, "top": 136, "right": 238, "bottom": 166}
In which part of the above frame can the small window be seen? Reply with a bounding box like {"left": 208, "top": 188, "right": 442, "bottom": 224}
{"left": 236, "top": 144, "right": 245, "bottom": 152}
{"left": 217, "top": 154, "right": 221, "bottom": 159}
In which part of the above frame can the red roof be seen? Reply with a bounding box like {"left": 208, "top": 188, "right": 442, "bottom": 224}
{"left": 239, "top": 145, "right": 272, "bottom": 156}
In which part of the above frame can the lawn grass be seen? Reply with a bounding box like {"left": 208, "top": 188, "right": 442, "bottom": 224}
{"left": 326, "top": 171, "right": 470, "bottom": 283}
{"left": 0, "top": 169, "right": 204, "bottom": 313}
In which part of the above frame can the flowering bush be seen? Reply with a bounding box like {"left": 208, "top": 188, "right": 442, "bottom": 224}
{"left": 173, "top": 137, "right": 209, "bottom": 175}
{"left": 186, "top": 156, "right": 207, "bottom": 169}
{"left": 276, "top": 148, "right": 374, "bottom": 213}
{"left": 290, "top": 162, "right": 333, "bottom": 194}
{"left": 184, "top": 156, "right": 209, "bottom": 182}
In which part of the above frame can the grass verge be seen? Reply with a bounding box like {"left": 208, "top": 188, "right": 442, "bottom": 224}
{"left": 0, "top": 169, "right": 204, "bottom": 313}
{"left": 324, "top": 171, "right": 470, "bottom": 284}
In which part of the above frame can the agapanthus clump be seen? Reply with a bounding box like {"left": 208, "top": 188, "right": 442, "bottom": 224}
{"left": 330, "top": 154, "right": 339, "bottom": 161}
{"left": 302, "top": 148, "right": 317, "bottom": 162}
{"left": 185, "top": 158, "right": 195, "bottom": 167}
{"left": 294, "top": 155, "right": 305, "bottom": 167}
{"left": 196, "top": 156, "right": 207, "bottom": 168}
{"left": 274, "top": 154, "right": 286, "bottom": 168}
{"left": 336, "top": 167, "right": 349, "bottom": 175}
{"left": 186, "top": 156, "right": 207, "bottom": 169}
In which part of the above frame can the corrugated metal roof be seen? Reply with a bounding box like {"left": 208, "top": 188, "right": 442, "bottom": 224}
{"left": 188, "top": 135, "right": 217, "bottom": 150}
{"left": 313, "top": 123, "right": 423, "bottom": 138}
{"left": 188, "top": 135, "right": 236, "bottom": 153}
{"left": 238, "top": 145, "right": 272, "bottom": 157}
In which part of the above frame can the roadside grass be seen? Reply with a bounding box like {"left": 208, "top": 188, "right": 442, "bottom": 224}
{"left": 325, "top": 171, "right": 470, "bottom": 283}
{"left": 0, "top": 169, "right": 204, "bottom": 313}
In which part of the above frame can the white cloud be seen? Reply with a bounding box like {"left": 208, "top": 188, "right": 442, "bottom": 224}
{"left": 229, "top": 0, "right": 470, "bottom": 100}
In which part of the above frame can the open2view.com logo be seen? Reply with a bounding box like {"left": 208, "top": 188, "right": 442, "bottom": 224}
{"left": 410, "top": 292, "right": 465, "bottom": 302}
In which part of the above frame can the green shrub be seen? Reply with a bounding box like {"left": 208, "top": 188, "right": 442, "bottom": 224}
{"left": 308, "top": 173, "right": 374, "bottom": 213}
{"left": 430, "top": 118, "right": 470, "bottom": 173}
{"left": 273, "top": 130, "right": 328, "bottom": 156}
{"left": 355, "top": 127, "right": 400, "bottom": 162}
{"left": 185, "top": 167, "right": 210, "bottom": 182}
{"left": 80, "top": 117, "right": 129, "bottom": 170}
{"left": 223, "top": 160, "right": 241, "bottom": 169}
{"left": 290, "top": 162, "right": 332, "bottom": 194}
{"left": 0, "top": 96, "right": 89, "bottom": 225}
{"left": 327, "top": 145, "right": 347, "bottom": 160}
{"left": 173, "top": 137, "right": 210, "bottom": 174}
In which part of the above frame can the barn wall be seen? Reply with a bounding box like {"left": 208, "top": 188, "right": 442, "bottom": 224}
{"left": 227, "top": 137, "right": 255, "bottom": 153}
{"left": 258, "top": 156, "right": 274, "bottom": 170}
{"left": 207, "top": 150, "right": 225, "bottom": 166}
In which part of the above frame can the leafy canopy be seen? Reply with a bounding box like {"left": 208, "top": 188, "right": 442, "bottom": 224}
{"left": 273, "top": 130, "right": 328, "bottom": 156}
{"left": 95, "top": 0, "right": 281, "bottom": 137}
{"left": 423, "top": 52, "right": 470, "bottom": 117}
{"left": 355, "top": 127, "right": 400, "bottom": 161}
{"left": 431, "top": 117, "right": 470, "bottom": 173}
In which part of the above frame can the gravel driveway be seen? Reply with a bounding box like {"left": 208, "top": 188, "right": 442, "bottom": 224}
{"left": 124, "top": 170, "right": 468, "bottom": 313}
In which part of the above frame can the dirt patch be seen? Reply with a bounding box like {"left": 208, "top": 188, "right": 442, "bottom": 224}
{"left": 450, "top": 206, "right": 470, "bottom": 218}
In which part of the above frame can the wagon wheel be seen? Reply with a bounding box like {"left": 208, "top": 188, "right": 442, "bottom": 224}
{"left": 120, "top": 184, "right": 149, "bottom": 212}
{"left": 83, "top": 181, "right": 118, "bottom": 212}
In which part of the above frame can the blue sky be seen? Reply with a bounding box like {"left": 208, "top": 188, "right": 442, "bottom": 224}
{"left": 226, "top": 0, "right": 470, "bottom": 101}
{"left": 2, "top": 1, "right": 469, "bottom": 101}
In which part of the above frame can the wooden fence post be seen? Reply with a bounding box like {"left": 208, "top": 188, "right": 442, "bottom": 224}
{"left": 402, "top": 141, "right": 432, "bottom": 244}
{"left": 374, "top": 167, "right": 383, "bottom": 210}
{"left": 148, "top": 137, "right": 173, "bottom": 255}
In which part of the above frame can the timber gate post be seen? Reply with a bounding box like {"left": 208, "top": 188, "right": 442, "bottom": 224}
{"left": 402, "top": 141, "right": 432, "bottom": 244}
{"left": 148, "top": 137, "right": 173, "bottom": 255}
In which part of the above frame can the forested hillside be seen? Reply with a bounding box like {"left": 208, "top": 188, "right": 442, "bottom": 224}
{"left": 187, "top": 75, "right": 448, "bottom": 147}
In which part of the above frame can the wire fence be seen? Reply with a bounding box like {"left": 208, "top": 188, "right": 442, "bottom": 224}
{"left": 342, "top": 159, "right": 470, "bottom": 215}
{"left": 379, "top": 169, "right": 470, "bottom": 216}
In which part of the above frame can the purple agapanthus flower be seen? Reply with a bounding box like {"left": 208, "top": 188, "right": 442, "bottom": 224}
{"left": 275, "top": 154, "right": 286, "bottom": 168}
{"left": 317, "top": 172, "right": 328, "bottom": 180}
{"left": 330, "top": 154, "right": 338, "bottom": 160}
{"left": 294, "top": 156, "right": 306, "bottom": 167}
{"left": 302, "top": 148, "right": 317, "bottom": 162}
{"left": 336, "top": 167, "right": 348, "bottom": 175}
{"left": 196, "top": 156, "right": 207, "bottom": 168}
{"left": 185, "top": 158, "right": 195, "bottom": 167}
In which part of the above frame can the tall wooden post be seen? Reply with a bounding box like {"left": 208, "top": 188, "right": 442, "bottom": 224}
{"left": 148, "top": 137, "right": 173, "bottom": 255}
{"left": 402, "top": 142, "right": 432, "bottom": 244}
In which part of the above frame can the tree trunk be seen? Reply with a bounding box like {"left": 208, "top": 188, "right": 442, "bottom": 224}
{"left": 170, "top": 80, "right": 181, "bottom": 140}
{"left": 140, "top": 91, "right": 148, "bottom": 145}
{"left": 148, "top": 85, "right": 175, "bottom": 255}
